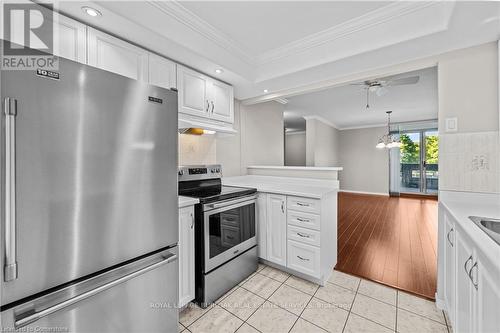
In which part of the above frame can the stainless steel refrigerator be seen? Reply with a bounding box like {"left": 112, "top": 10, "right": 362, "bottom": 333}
{"left": 0, "top": 57, "right": 179, "bottom": 332}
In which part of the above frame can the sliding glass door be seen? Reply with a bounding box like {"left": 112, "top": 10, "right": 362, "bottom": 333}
{"left": 424, "top": 130, "right": 439, "bottom": 194}
{"left": 399, "top": 129, "right": 438, "bottom": 195}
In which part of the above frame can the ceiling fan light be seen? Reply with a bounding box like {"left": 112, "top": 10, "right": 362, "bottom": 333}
{"left": 376, "top": 86, "right": 388, "bottom": 96}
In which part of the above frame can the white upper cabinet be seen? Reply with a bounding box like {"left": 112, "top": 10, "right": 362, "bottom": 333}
{"left": 87, "top": 27, "right": 148, "bottom": 81}
{"left": 148, "top": 53, "right": 176, "bottom": 90}
{"left": 209, "top": 79, "right": 234, "bottom": 123}
{"left": 5, "top": 5, "right": 86, "bottom": 63}
{"left": 177, "top": 65, "right": 208, "bottom": 117}
{"left": 177, "top": 65, "right": 234, "bottom": 124}
{"left": 55, "top": 15, "right": 86, "bottom": 63}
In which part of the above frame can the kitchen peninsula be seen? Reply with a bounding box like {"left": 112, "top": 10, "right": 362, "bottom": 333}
{"left": 223, "top": 166, "right": 342, "bottom": 285}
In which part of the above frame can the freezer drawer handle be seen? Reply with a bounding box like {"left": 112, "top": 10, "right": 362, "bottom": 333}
{"left": 14, "top": 252, "right": 178, "bottom": 329}
{"left": 4, "top": 97, "right": 18, "bottom": 282}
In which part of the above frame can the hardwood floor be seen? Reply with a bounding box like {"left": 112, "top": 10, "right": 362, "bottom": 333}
{"left": 335, "top": 192, "right": 438, "bottom": 300}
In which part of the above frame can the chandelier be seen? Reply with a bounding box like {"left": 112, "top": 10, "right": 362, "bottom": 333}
{"left": 376, "top": 111, "right": 401, "bottom": 149}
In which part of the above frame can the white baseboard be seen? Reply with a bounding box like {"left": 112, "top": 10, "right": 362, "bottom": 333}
{"left": 339, "top": 189, "right": 389, "bottom": 196}
{"left": 435, "top": 295, "right": 445, "bottom": 309}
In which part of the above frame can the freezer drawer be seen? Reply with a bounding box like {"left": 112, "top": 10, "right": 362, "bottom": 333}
{"left": 0, "top": 248, "right": 179, "bottom": 332}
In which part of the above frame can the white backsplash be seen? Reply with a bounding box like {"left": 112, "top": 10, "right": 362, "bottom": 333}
{"left": 178, "top": 134, "right": 216, "bottom": 166}
{"left": 440, "top": 131, "right": 500, "bottom": 193}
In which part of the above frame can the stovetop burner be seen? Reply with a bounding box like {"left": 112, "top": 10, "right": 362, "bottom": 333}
{"left": 178, "top": 164, "right": 256, "bottom": 204}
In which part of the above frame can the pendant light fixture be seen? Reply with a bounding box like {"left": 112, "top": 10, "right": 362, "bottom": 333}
{"left": 376, "top": 111, "right": 401, "bottom": 149}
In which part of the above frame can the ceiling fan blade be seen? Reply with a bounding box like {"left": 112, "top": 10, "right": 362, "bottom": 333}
{"left": 386, "top": 76, "right": 420, "bottom": 86}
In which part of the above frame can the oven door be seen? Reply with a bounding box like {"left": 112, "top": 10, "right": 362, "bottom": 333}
{"left": 203, "top": 195, "right": 257, "bottom": 272}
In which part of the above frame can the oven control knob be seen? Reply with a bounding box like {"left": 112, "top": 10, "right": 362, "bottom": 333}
{"left": 178, "top": 170, "right": 184, "bottom": 176}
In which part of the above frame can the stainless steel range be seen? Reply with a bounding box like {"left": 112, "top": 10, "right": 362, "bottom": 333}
{"left": 178, "top": 165, "right": 258, "bottom": 307}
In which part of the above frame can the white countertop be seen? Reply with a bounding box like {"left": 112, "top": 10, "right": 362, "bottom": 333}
{"left": 440, "top": 191, "right": 500, "bottom": 265}
{"left": 223, "top": 175, "right": 339, "bottom": 199}
{"left": 247, "top": 165, "right": 343, "bottom": 171}
{"left": 178, "top": 196, "right": 199, "bottom": 208}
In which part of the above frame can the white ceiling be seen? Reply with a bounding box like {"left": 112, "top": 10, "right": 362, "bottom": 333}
{"left": 284, "top": 67, "right": 438, "bottom": 130}
{"left": 180, "top": 1, "right": 389, "bottom": 56}
{"left": 55, "top": 1, "right": 500, "bottom": 100}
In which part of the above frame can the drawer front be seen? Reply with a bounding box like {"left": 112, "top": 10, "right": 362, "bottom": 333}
{"left": 287, "top": 225, "right": 320, "bottom": 247}
{"left": 287, "top": 210, "right": 320, "bottom": 231}
{"left": 287, "top": 240, "right": 320, "bottom": 278}
{"left": 221, "top": 212, "right": 240, "bottom": 228}
{"left": 287, "top": 196, "right": 321, "bottom": 214}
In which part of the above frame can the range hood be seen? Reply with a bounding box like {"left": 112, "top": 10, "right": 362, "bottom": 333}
{"left": 178, "top": 114, "right": 237, "bottom": 135}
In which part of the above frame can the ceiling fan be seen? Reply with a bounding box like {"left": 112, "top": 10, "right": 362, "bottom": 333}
{"left": 351, "top": 75, "right": 420, "bottom": 109}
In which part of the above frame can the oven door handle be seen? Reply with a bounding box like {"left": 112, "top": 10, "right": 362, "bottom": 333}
{"left": 204, "top": 194, "right": 257, "bottom": 211}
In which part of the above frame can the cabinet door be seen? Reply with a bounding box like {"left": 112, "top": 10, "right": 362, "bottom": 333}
{"left": 455, "top": 229, "right": 474, "bottom": 333}
{"left": 266, "top": 194, "right": 287, "bottom": 266}
{"left": 178, "top": 206, "right": 195, "bottom": 308}
{"left": 474, "top": 252, "right": 500, "bottom": 333}
{"left": 256, "top": 193, "right": 268, "bottom": 260}
{"left": 149, "top": 53, "right": 176, "bottom": 89}
{"left": 209, "top": 79, "right": 234, "bottom": 123}
{"left": 55, "top": 15, "right": 86, "bottom": 63}
{"left": 6, "top": 5, "right": 86, "bottom": 63}
{"left": 87, "top": 27, "right": 148, "bottom": 81}
{"left": 443, "top": 214, "right": 456, "bottom": 325}
{"left": 177, "top": 66, "right": 209, "bottom": 118}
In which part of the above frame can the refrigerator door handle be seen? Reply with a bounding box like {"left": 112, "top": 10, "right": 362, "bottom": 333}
{"left": 4, "top": 97, "right": 18, "bottom": 282}
{"left": 14, "top": 252, "right": 178, "bottom": 329}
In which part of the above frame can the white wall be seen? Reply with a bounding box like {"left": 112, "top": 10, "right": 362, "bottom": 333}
{"left": 215, "top": 101, "right": 242, "bottom": 177}
{"left": 437, "top": 42, "right": 499, "bottom": 193}
{"left": 305, "top": 118, "right": 340, "bottom": 167}
{"left": 438, "top": 42, "right": 498, "bottom": 134}
{"left": 285, "top": 132, "right": 306, "bottom": 166}
{"left": 338, "top": 127, "right": 389, "bottom": 195}
{"left": 240, "top": 101, "right": 285, "bottom": 173}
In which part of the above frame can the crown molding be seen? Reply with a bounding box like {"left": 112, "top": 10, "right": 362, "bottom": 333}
{"left": 303, "top": 116, "right": 339, "bottom": 130}
{"left": 257, "top": 1, "right": 453, "bottom": 65}
{"left": 338, "top": 123, "right": 387, "bottom": 131}
{"left": 148, "top": 0, "right": 256, "bottom": 66}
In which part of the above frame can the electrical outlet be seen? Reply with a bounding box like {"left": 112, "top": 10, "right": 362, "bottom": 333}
{"left": 471, "top": 155, "right": 489, "bottom": 171}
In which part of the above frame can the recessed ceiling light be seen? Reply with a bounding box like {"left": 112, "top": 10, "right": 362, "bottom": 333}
{"left": 82, "top": 6, "right": 102, "bottom": 17}
{"left": 263, "top": 89, "right": 269, "bottom": 93}
{"left": 215, "top": 68, "right": 223, "bottom": 74}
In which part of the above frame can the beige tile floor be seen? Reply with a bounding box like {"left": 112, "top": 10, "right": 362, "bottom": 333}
{"left": 179, "top": 264, "right": 452, "bottom": 333}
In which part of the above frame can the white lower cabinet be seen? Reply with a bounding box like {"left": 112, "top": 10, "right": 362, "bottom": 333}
{"left": 443, "top": 214, "right": 455, "bottom": 325}
{"left": 178, "top": 205, "right": 195, "bottom": 308}
{"left": 256, "top": 191, "right": 337, "bottom": 284}
{"left": 440, "top": 206, "right": 500, "bottom": 333}
{"left": 287, "top": 240, "right": 320, "bottom": 278}
{"left": 256, "top": 193, "right": 268, "bottom": 260}
{"left": 266, "top": 194, "right": 287, "bottom": 266}
{"left": 474, "top": 251, "right": 500, "bottom": 333}
{"left": 454, "top": 228, "right": 474, "bottom": 333}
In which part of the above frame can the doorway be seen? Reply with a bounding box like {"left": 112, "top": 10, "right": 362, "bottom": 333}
{"left": 399, "top": 129, "right": 438, "bottom": 195}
